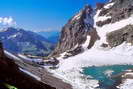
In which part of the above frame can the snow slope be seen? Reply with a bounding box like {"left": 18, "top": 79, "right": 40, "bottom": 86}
{"left": 94, "top": 10, "right": 133, "bottom": 44}
{"left": 48, "top": 2, "right": 133, "bottom": 89}
{"left": 49, "top": 42, "right": 133, "bottom": 89}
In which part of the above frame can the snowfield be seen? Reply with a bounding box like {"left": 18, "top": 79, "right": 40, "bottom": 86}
{"left": 48, "top": 2, "right": 133, "bottom": 89}
{"left": 48, "top": 42, "right": 133, "bottom": 89}
{"left": 104, "top": 2, "right": 114, "bottom": 9}
{"left": 82, "top": 36, "right": 91, "bottom": 50}
{"left": 48, "top": 13, "right": 133, "bottom": 89}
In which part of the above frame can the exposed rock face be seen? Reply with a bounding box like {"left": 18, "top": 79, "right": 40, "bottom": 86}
{"left": 111, "top": 4, "right": 133, "bottom": 23}
{"left": 87, "top": 28, "right": 100, "bottom": 49}
{"left": 107, "top": 25, "right": 133, "bottom": 47}
{"left": 50, "top": 0, "right": 133, "bottom": 58}
{"left": 0, "top": 42, "right": 56, "bottom": 89}
{"left": 96, "top": 18, "right": 111, "bottom": 27}
{"left": 96, "top": 0, "right": 133, "bottom": 27}
{"left": 98, "top": 8, "right": 110, "bottom": 17}
{"left": 111, "top": 69, "right": 133, "bottom": 88}
{"left": 51, "top": 5, "right": 99, "bottom": 57}
{"left": 96, "top": 3, "right": 105, "bottom": 10}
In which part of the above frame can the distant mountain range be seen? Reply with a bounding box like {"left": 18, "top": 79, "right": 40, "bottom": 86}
{"left": 36, "top": 31, "right": 60, "bottom": 43}
{"left": 0, "top": 27, "right": 55, "bottom": 56}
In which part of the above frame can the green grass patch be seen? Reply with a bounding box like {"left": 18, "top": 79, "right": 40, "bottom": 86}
{"left": 4, "top": 83, "right": 18, "bottom": 89}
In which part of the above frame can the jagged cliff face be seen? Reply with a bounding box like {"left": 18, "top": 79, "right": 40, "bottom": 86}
{"left": 51, "top": 5, "right": 99, "bottom": 57}
{"left": 0, "top": 42, "right": 56, "bottom": 89}
{"left": 95, "top": 0, "right": 133, "bottom": 47}
{"left": 51, "top": 0, "right": 133, "bottom": 58}
{"left": 96, "top": 0, "right": 133, "bottom": 27}
{"left": 49, "top": 1, "right": 133, "bottom": 89}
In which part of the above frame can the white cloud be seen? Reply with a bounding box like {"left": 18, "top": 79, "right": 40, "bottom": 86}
{"left": 0, "top": 17, "right": 16, "bottom": 26}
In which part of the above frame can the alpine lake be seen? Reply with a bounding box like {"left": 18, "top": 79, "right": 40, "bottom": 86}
{"left": 82, "top": 65, "right": 133, "bottom": 89}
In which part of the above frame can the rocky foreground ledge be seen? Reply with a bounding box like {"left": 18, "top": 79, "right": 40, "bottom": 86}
{"left": 0, "top": 42, "right": 72, "bottom": 89}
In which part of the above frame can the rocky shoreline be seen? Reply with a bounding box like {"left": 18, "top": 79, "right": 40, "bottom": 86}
{"left": 111, "top": 69, "right": 133, "bottom": 89}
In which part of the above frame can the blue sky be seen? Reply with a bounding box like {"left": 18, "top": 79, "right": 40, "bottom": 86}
{"left": 0, "top": 0, "right": 108, "bottom": 32}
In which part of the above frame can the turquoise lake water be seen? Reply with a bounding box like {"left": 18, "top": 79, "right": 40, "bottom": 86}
{"left": 83, "top": 65, "right": 133, "bottom": 89}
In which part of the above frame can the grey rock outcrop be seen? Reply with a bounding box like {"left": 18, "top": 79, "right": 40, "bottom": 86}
{"left": 50, "top": 5, "right": 96, "bottom": 57}
{"left": 96, "top": 3, "right": 105, "bottom": 10}
{"left": 111, "top": 69, "right": 133, "bottom": 88}
{"left": 96, "top": 0, "right": 133, "bottom": 27}
{"left": 50, "top": 0, "right": 133, "bottom": 58}
{"left": 107, "top": 25, "right": 133, "bottom": 47}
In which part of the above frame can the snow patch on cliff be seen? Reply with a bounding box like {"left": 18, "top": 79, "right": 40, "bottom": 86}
{"left": 82, "top": 36, "right": 90, "bottom": 50}
{"left": 104, "top": 2, "right": 114, "bottom": 9}
{"left": 94, "top": 9, "right": 133, "bottom": 44}
{"left": 95, "top": 10, "right": 111, "bottom": 22}
{"left": 72, "top": 12, "right": 82, "bottom": 21}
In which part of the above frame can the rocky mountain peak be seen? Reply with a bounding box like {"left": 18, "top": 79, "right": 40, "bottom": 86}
{"left": 50, "top": 0, "right": 133, "bottom": 58}
{"left": 83, "top": 5, "right": 94, "bottom": 27}
{"left": 50, "top": 5, "right": 99, "bottom": 57}
{"left": 70, "top": 5, "right": 94, "bottom": 28}
{"left": 48, "top": 1, "right": 133, "bottom": 89}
